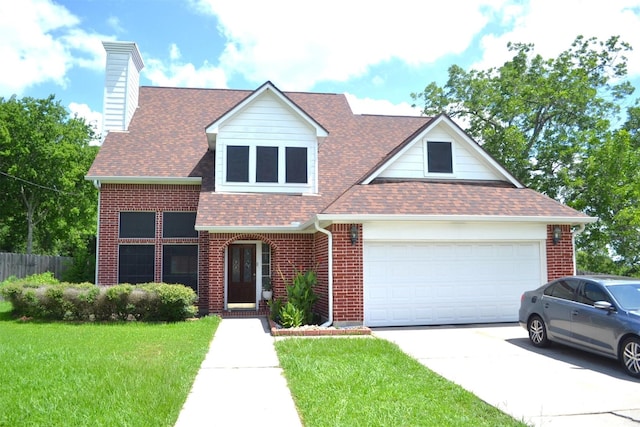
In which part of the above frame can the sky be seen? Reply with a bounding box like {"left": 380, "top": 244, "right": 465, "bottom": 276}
{"left": 1, "top": 0, "right": 639, "bottom": 137}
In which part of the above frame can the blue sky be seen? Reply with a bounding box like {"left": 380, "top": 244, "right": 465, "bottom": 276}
{"left": 1, "top": 0, "right": 639, "bottom": 136}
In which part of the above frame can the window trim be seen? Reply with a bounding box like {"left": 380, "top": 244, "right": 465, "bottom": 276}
{"left": 423, "top": 139, "right": 455, "bottom": 176}
{"left": 223, "top": 142, "right": 311, "bottom": 186}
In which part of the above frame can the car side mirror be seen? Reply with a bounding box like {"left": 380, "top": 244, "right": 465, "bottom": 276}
{"left": 594, "top": 301, "right": 614, "bottom": 311}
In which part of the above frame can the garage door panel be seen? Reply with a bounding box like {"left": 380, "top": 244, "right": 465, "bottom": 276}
{"left": 364, "top": 241, "right": 542, "bottom": 327}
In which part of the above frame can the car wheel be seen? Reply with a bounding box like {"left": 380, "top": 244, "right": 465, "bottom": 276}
{"left": 621, "top": 337, "right": 640, "bottom": 378}
{"left": 528, "top": 315, "right": 550, "bottom": 347}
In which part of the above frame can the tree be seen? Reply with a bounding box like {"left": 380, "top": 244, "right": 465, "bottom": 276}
{"left": 412, "top": 36, "right": 640, "bottom": 274}
{"left": 412, "top": 36, "right": 634, "bottom": 199}
{"left": 0, "top": 95, "right": 98, "bottom": 256}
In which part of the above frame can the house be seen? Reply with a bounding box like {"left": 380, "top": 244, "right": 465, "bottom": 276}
{"left": 86, "top": 41, "right": 596, "bottom": 327}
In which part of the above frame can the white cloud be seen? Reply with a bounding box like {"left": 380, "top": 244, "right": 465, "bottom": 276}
{"left": 192, "top": 0, "right": 508, "bottom": 90}
{"left": 0, "top": 0, "right": 107, "bottom": 97}
{"left": 472, "top": 1, "right": 640, "bottom": 77}
{"left": 68, "top": 102, "right": 102, "bottom": 144}
{"left": 345, "top": 93, "right": 422, "bottom": 116}
{"left": 144, "top": 59, "right": 228, "bottom": 89}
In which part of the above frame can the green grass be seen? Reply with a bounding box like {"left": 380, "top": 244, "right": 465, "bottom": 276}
{"left": 276, "top": 338, "right": 525, "bottom": 427}
{"left": 0, "top": 300, "right": 219, "bottom": 427}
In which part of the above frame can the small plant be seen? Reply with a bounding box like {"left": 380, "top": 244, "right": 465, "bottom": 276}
{"left": 276, "top": 264, "right": 319, "bottom": 326}
{"left": 279, "top": 301, "right": 305, "bottom": 328}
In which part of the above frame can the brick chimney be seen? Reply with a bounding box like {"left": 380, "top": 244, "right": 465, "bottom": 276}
{"left": 102, "top": 41, "right": 144, "bottom": 133}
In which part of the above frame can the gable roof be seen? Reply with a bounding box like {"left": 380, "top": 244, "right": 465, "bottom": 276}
{"left": 361, "top": 114, "right": 523, "bottom": 188}
{"left": 86, "top": 84, "right": 594, "bottom": 229}
{"left": 204, "top": 81, "right": 329, "bottom": 143}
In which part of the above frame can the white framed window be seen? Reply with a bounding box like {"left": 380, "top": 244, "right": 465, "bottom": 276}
{"left": 224, "top": 144, "right": 309, "bottom": 185}
{"left": 424, "top": 140, "right": 454, "bottom": 175}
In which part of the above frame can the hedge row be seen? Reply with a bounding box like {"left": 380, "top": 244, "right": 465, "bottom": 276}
{"left": 0, "top": 273, "right": 197, "bottom": 322}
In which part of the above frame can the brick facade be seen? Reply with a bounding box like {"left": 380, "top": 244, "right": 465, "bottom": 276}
{"left": 546, "top": 224, "right": 575, "bottom": 281}
{"left": 95, "top": 184, "right": 576, "bottom": 323}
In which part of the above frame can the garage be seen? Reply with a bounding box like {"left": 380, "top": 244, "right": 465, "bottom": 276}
{"left": 364, "top": 240, "right": 544, "bottom": 327}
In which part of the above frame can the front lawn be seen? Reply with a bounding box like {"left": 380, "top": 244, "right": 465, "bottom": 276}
{"left": 275, "top": 338, "right": 525, "bottom": 427}
{"left": 0, "top": 301, "right": 219, "bottom": 427}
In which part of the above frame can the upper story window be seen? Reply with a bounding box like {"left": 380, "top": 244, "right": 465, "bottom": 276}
{"left": 120, "top": 212, "right": 155, "bottom": 238}
{"left": 163, "top": 212, "right": 198, "bottom": 238}
{"left": 226, "top": 144, "right": 308, "bottom": 185}
{"left": 425, "top": 141, "right": 453, "bottom": 174}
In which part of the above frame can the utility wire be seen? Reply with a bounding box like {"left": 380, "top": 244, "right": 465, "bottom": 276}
{"left": 0, "top": 170, "right": 84, "bottom": 196}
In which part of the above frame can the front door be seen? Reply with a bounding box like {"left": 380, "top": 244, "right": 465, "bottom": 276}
{"left": 227, "top": 244, "right": 256, "bottom": 304}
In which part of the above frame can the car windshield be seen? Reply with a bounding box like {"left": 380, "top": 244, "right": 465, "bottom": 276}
{"left": 607, "top": 284, "right": 640, "bottom": 310}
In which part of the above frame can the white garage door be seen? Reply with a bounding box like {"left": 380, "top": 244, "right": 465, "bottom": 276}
{"left": 364, "top": 241, "right": 543, "bottom": 327}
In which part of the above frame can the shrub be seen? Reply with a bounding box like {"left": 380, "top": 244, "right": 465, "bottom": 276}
{"left": 279, "top": 302, "right": 305, "bottom": 328}
{"left": 0, "top": 274, "right": 197, "bottom": 322}
{"left": 277, "top": 266, "right": 318, "bottom": 326}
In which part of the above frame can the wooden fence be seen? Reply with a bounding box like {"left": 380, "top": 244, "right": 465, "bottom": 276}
{"left": 0, "top": 252, "right": 73, "bottom": 282}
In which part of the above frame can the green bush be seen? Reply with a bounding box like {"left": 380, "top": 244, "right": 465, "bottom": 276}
{"left": 0, "top": 274, "right": 198, "bottom": 322}
{"left": 279, "top": 301, "right": 305, "bottom": 328}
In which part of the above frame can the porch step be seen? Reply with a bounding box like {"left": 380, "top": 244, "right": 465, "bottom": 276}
{"left": 221, "top": 309, "right": 270, "bottom": 318}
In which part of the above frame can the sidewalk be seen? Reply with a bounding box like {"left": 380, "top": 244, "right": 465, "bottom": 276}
{"left": 174, "top": 317, "right": 302, "bottom": 427}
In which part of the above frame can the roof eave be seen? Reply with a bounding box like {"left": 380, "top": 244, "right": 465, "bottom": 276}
{"left": 85, "top": 176, "right": 202, "bottom": 185}
{"left": 315, "top": 213, "right": 598, "bottom": 225}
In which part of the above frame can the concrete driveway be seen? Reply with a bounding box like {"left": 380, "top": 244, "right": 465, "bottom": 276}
{"left": 374, "top": 324, "right": 640, "bottom": 427}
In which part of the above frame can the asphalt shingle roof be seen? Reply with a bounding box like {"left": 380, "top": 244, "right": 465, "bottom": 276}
{"left": 87, "top": 86, "right": 591, "bottom": 227}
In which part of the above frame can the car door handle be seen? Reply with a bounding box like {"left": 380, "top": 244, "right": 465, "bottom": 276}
{"left": 571, "top": 310, "right": 579, "bottom": 316}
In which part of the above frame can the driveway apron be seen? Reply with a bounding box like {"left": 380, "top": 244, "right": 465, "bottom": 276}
{"left": 175, "top": 317, "right": 302, "bottom": 427}
{"left": 375, "top": 324, "right": 640, "bottom": 427}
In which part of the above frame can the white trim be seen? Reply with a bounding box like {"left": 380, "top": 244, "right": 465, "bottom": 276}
{"left": 84, "top": 176, "right": 202, "bottom": 185}
{"left": 423, "top": 139, "right": 456, "bottom": 177}
{"left": 206, "top": 82, "right": 328, "bottom": 138}
{"left": 362, "top": 115, "right": 522, "bottom": 187}
{"left": 315, "top": 213, "right": 598, "bottom": 225}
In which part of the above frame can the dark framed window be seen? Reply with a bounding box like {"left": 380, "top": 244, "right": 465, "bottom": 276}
{"left": 163, "top": 245, "right": 198, "bottom": 291}
{"left": 163, "top": 212, "right": 198, "bottom": 238}
{"left": 256, "top": 146, "right": 279, "bottom": 183}
{"left": 120, "top": 212, "right": 155, "bottom": 238}
{"left": 226, "top": 145, "right": 249, "bottom": 182}
{"left": 427, "top": 141, "right": 453, "bottom": 173}
{"left": 579, "top": 282, "right": 611, "bottom": 305}
{"left": 285, "top": 147, "right": 307, "bottom": 183}
{"left": 118, "top": 245, "right": 154, "bottom": 284}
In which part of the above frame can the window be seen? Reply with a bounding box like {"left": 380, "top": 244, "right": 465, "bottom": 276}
{"left": 163, "top": 212, "right": 197, "bottom": 238}
{"left": 256, "top": 146, "right": 278, "bottom": 183}
{"left": 426, "top": 141, "right": 453, "bottom": 174}
{"left": 227, "top": 145, "right": 249, "bottom": 182}
{"left": 163, "top": 245, "right": 198, "bottom": 291}
{"left": 286, "top": 147, "right": 307, "bottom": 183}
{"left": 261, "top": 243, "right": 271, "bottom": 283}
{"left": 119, "top": 245, "right": 154, "bottom": 284}
{"left": 579, "top": 282, "right": 610, "bottom": 305}
{"left": 120, "top": 212, "right": 155, "bottom": 238}
{"left": 225, "top": 144, "right": 309, "bottom": 185}
{"left": 544, "top": 279, "right": 579, "bottom": 301}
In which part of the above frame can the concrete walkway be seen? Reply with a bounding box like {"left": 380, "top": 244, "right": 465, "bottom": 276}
{"left": 174, "top": 317, "right": 302, "bottom": 427}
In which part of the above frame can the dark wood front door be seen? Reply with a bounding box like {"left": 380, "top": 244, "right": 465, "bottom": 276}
{"left": 227, "top": 244, "right": 256, "bottom": 304}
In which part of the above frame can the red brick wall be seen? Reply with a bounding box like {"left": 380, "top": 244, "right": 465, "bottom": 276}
{"left": 96, "top": 184, "right": 206, "bottom": 309}
{"left": 546, "top": 224, "right": 575, "bottom": 281}
{"left": 206, "top": 233, "right": 314, "bottom": 314}
{"left": 330, "top": 224, "right": 363, "bottom": 323}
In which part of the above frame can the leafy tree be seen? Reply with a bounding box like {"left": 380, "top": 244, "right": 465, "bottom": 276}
{"left": 0, "top": 95, "right": 98, "bottom": 256}
{"left": 412, "top": 36, "right": 640, "bottom": 274}
{"left": 571, "top": 126, "right": 640, "bottom": 275}
{"left": 412, "top": 35, "right": 634, "bottom": 199}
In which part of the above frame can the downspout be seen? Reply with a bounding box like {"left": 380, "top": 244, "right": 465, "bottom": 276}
{"left": 572, "top": 223, "right": 586, "bottom": 275}
{"left": 314, "top": 219, "right": 333, "bottom": 327}
{"left": 93, "top": 180, "right": 101, "bottom": 285}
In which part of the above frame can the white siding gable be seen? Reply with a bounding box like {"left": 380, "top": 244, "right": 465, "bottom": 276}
{"left": 214, "top": 90, "right": 319, "bottom": 194}
{"left": 372, "top": 116, "right": 518, "bottom": 185}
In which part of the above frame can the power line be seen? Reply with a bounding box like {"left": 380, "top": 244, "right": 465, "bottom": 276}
{"left": 0, "top": 170, "right": 84, "bottom": 196}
